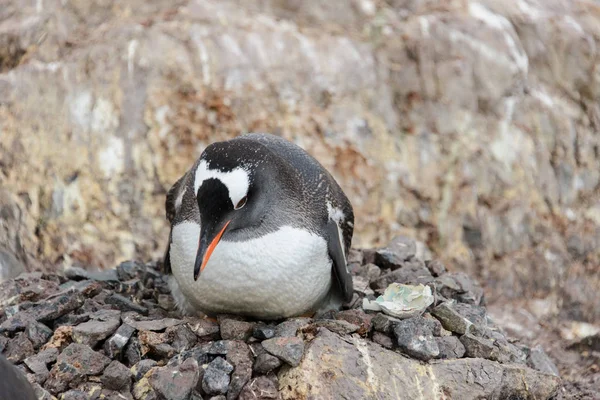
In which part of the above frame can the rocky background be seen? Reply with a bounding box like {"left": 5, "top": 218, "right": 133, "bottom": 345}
{"left": 1, "top": 0, "right": 599, "bottom": 397}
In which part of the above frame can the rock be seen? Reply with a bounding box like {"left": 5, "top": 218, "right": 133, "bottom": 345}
{"left": 44, "top": 343, "right": 111, "bottom": 394}
{"left": 24, "top": 348, "right": 58, "bottom": 375}
{"left": 105, "top": 294, "right": 149, "bottom": 315}
{"left": 262, "top": 337, "right": 305, "bottom": 367}
{"left": 335, "top": 309, "right": 373, "bottom": 336}
{"left": 170, "top": 324, "right": 197, "bottom": 352}
{"left": 274, "top": 318, "right": 312, "bottom": 337}
{"left": 435, "top": 273, "right": 484, "bottom": 305}
{"left": 104, "top": 323, "right": 136, "bottom": 359}
{"left": 354, "top": 263, "right": 382, "bottom": 281}
{"left": 33, "top": 292, "right": 85, "bottom": 322}
{"left": 138, "top": 330, "right": 176, "bottom": 359}
{"left": 393, "top": 316, "right": 439, "bottom": 361}
{"left": 460, "top": 333, "right": 496, "bottom": 359}
{"left": 526, "top": 345, "right": 560, "bottom": 377}
{"left": 41, "top": 325, "right": 73, "bottom": 352}
{"left": 252, "top": 324, "right": 276, "bottom": 340}
{"left": 209, "top": 340, "right": 230, "bottom": 355}
{"left": 435, "top": 336, "right": 466, "bottom": 359}
{"left": 126, "top": 336, "right": 143, "bottom": 366}
{"left": 425, "top": 259, "right": 447, "bottom": 277}
{"left": 186, "top": 318, "right": 220, "bottom": 340}
{"left": 72, "top": 318, "right": 120, "bottom": 347}
{"left": 431, "top": 302, "right": 473, "bottom": 334}
{"left": 102, "top": 360, "right": 132, "bottom": 391}
{"left": 225, "top": 341, "right": 253, "bottom": 400}
{"left": 148, "top": 357, "right": 200, "bottom": 400}
{"left": 375, "top": 236, "right": 417, "bottom": 269}
{"left": 131, "top": 359, "right": 158, "bottom": 381}
{"left": 253, "top": 353, "right": 282, "bottom": 374}
{"left": 279, "top": 329, "right": 560, "bottom": 399}
{"left": 239, "top": 376, "right": 279, "bottom": 400}
{"left": 372, "top": 331, "right": 394, "bottom": 349}
{"left": 312, "top": 319, "right": 359, "bottom": 335}
{"left": 5, "top": 332, "right": 35, "bottom": 362}
{"left": 219, "top": 317, "right": 255, "bottom": 341}
{"left": 202, "top": 357, "right": 233, "bottom": 396}
{"left": 371, "top": 313, "right": 401, "bottom": 334}
{"left": 31, "top": 383, "right": 54, "bottom": 400}
{"left": 370, "top": 261, "right": 433, "bottom": 290}
{"left": 124, "top": 317, "right": 183, "bottom": 332}
{"left": 0, "top": 336, "right": 7, "bottom": 352}
{"left": 53, "top": 313, "right": 90, "bottom": 328}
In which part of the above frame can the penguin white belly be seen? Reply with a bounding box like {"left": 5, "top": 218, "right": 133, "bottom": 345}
{"left": 169, "top": 221, "right": 333, "bottom": 319}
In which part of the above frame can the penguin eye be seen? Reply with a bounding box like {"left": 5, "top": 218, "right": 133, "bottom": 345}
{"left": 234, "top": 196, "right": 247, "bottom": 210}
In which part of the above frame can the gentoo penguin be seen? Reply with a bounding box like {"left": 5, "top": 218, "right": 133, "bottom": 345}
{"left": 162, "top": 133, "right": 354, "bottom": 320}
{"left": 0, "top": 354, "right": 37, "bottom": 400}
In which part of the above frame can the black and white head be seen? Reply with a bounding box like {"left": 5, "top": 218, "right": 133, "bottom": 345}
{"left": 191, "top": 141, "right": 287, "bottom": 280}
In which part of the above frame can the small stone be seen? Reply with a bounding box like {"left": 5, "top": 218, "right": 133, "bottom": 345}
{"left": 219, "top": 318, "right": 255, "bottom": 341}
{"left": 31, "top": 382, "right": 54, "bottom": 400}
{"left": 226, "top": 341, "right": 253, "bottom": 400}
{"left": 202, "top": 357, "right": 233, "bottom": 395}
{"left": 139, "top": 330, "right": 176, "bottom": 359}
{"left": 157, "top": 294, "right": 175, "bottom": 311}
{"left": 336, "top": 309, "right": 373, "bottom": 336}
{"left": 102, "top": 360, "right": 132, "bottom": 390}
{"left": 133, "top": 375, "right": 159, "bottom": 400}
{"left": 355, "top": 263, "right": 382, "bottom": 281}
{"left": 0, "top": 335, "right": 8, "bottom": 352}
{"left": 253, "top": 353, "right": 282, "bottom": 374}
{"left": 44, "top": 343, "right": 111, "bottom": 394}
{"left": 5, "top": 332, "right": 35, "bottom": 362}
{"left": 460, "top": 333, "right": 495, "bottom": 359}
{"left": 312, "top": 319, "right": 359, "bottom": 335}
{"left": 22, "top": 321, "right": 49, "bottom": 348}
{"left": 431, "top": 302, "right": 472, "bottom": 335}
{"left": 435, "top": 272, "right": 484, "bottom": 305}
{"left": 106, "top": 293, "right": 149, "bottom": 315}
{"left": 262, "top": 337, "right": 305, "bottom": 367}
{"left": 375, "top": 236, "right": 417, "bottom": 269}
{"left": 372, "top": 313, "right": 401, "bottom": 334}
{"left": 53, "top": 313, "right": 90, "bottom": 328}
{"left": 0, "top": 311, "right": 35, "bottom": 333}
{"left": 41, "top": 325, "right": 73, "bottom": 352}
{"left": 170, "top": 324, "right": 198, "bottom": 352}
{"left": 239, "top": 376, "right": 279, "bottom": 400}
{"left": 72, "top": 318, "right": 120, "bottom": 347}
{"left": 124, "top": 317, "right": 183, "bottom": 331}
{"left": 117, "top": 279, "right": 141, "bottom": 294}
{"left": 435, "top": 336, "right": 466, "bottom": 359}
{"left": 393, "top": 317, "right": 439, "bottom": 361}
{"left": 252, "top": 324, "right": 276, "bottom": 340}
{"left": 116, "top": 260, "right": 145, "bottom": 281}
{"left": 60, "top": 390, "right": 88, "bottom": 400}
{"left": 168, "top": 343, "right": 212, "bottom": 368}
{"left": 34, "top": 292, "right": 85, "bottom": 322}
{"left": 425, "top": 259, "right": 447, "bottom": 277}
{"left": 274, "top": 318, "right": 312, "bottom": 337}
{"left": 24, "top": 348, "right": 58, "bottom": 375}
{"left": 372, "top": 331, "right": 394, "bottom": 349}
{"left": 209, "top": 396, "right": 227, "bottom": 400}
{"left": 352, "top": 275, "right": 374, "bottom": 297}
{"left": 186, "top": 318, "right": 220, "bottom": 340}
{"left": 526, "top": 345, "right": 560, "bottom": 377}
{"left": 104, "top": 323, "right": 136, "bottom": 359}
{"left": 131, "top": 359, "right": 158, "bottom": 381}
{"left": 370, "top": 260, "right": 433, "bottom": 290}
{"left": 148, "top": 357, "right": 200, "bottom": 400}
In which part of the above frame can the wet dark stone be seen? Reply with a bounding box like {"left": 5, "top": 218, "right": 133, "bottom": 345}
{"left": 105, "top": 293, "right": 148, "bottom": 315}
{"left": 435, "top": 336, "right": 466, "bottom": 359}
{"left": 124, "top": 336, "right": 143, "bottom": 367}
{"left": 375, "top": 236, "right": 417, "bottom": 269}
{"left": 202, "top": 357, "right": 233, "bottom": 395}
{"left": 26, "top": 321, "right": 53, "bottom": 349}
{"left": 262, "top": 337, "right": 305, "bottom": 367}
{"left": 101, "top": 360, "right": 132, "bottom": 391}
{"left": 393, "top": 317, "right": 439, "bottom": 361}
{"left": 252, "top": 324, "right": 276, "bottom": 340}
{"left": 104, "top": 323, "right": 136, "bottom": 359}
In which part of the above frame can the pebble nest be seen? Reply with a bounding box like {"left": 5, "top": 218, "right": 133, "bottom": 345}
{"left": 0, "top": 237, "right": 559, "bottom": 400}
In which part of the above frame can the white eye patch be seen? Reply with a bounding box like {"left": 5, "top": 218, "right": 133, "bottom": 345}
{"left": 194, "top": 160, "right": 250, "bottom": 207}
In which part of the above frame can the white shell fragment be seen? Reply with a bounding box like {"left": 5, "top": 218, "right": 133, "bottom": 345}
{"left": 362, "top": 283, "right": 434, "bottom": 319}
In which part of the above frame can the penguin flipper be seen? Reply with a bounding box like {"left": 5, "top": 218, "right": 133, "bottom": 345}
{"left": 326, "top": 219, "right": 353, "bottom": 303}
{"left": 163, "top": 174, "right": 187, "bottom": 275}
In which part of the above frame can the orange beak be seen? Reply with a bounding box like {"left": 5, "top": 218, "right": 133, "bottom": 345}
{"left": 193, "top": 220, "right": 230, "bottom": 280}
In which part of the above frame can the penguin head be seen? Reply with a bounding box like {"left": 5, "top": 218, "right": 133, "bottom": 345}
{"left": 191, "top": 140, "right": 279, "bottom": 280}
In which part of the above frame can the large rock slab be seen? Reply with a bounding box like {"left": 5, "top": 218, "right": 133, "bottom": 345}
{"left": 278, "top": 329, "right": 560, "bottom": 400}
